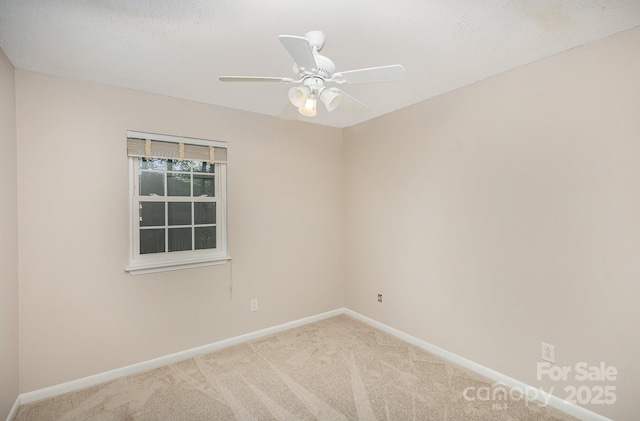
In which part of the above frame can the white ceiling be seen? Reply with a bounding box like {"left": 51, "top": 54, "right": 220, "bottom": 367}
{"left": 1, "top": 1, "right": 639, "bottom": 128}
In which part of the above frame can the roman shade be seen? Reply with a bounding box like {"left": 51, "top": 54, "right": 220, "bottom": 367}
{"left": 127, "top": 130, "right": 227, "bottom": 163}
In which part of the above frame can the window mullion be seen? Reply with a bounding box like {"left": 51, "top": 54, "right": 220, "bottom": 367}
{"left": 191, "top": 166, "right": 195, "bottom": 251}
{"left": 164, "top": 170, "right": 168, "bottom": 254}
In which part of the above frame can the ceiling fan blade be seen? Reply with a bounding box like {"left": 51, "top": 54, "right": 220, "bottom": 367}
{"left": 219, "top": 76, "right": 294, "bottom": 83}
{"left": 332, "top": 88, "right": 370, "bottom": 115}
{"left": 333, "top": 64, "right": 406, "bottom": 84}
{"left": 279, "top": 35, "right": 317, "bottom": 73}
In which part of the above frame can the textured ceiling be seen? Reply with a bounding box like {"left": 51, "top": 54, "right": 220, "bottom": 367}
{"left": 1, "top": 0, "right": 639, "bottom": 128}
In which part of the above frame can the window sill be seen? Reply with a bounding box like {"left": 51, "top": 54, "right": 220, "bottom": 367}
{"left": 126, "top": 256, "right": 231, "bottom": 275}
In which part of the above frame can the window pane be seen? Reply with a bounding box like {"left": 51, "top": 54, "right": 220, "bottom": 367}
{"left": 168, "top": 202, "right": 191, "bottom": 226}
{"left": 139, "top": 171, "right": 164, "bottom": 196}
{"left": 167, "top": 173, "right": 191, "bottom": 196}
{"left": 195, "top": 227, "right": 216, "bottom": 250}
{"left": 140, "top": 229, "right": 165, "bottom": 254}
{"left": 139, "top": 158, "right": 166, "bottom": 171}
{"left": 168, "top": 159, "right": 191, "bottom": 172}
{"left": 140, "top": 202, "right": 165, "bottom": 226}
{"left": 194, "top": 202, "right": 216, "bottom": 225}
{"left": 193, "top": 161, "right": 215, "bottom": 174}
{"left": 193, "top": 175, "right": 215, "bottom": 197}
{"left": 168, "top": 228, "right": 192, "bottom": 252}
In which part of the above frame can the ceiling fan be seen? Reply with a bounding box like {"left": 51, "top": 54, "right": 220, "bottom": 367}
{"left": 219, "top": 31, "right": 406, "bottom": 118}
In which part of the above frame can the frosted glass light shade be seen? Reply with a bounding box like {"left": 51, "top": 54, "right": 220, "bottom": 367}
{"left": 320, "top": 88, "right": 342, "bottom": 112}
{"left": 288, "top": 86, "right": 312, "bottom": 107}
{"left": 298, "top": 98, "right": 317, "bottom": 117}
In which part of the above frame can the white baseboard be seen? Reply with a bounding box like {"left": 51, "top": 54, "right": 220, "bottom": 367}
{"left": 17, "top": 308, "right": 343, "bottom": 408}
{"left": 344, "top": 309, "right": 611, "bottom": 421}
{"left": 13, "top": 307, "right": 610, "bottom": 421}
{"left": 5, "top": 395, "right": 21, "bottom": 421}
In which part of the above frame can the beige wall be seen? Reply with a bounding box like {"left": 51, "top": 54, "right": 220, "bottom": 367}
{"left": 344, "top": 26, "right": 640, "bottom": 420}
{"left": 0, "top": 47, "right": 19, "bottom": 418}
{"left": 15, "top": 71, "right": 344, "bottom": 392}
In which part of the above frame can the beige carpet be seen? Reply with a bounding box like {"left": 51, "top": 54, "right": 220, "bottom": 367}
{"left": 15, "top": 315, "right": 577, "bottom": 420}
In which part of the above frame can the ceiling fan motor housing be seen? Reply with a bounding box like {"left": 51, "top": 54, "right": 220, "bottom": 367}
{"left": 293, "top": 54, "right": 336, "bottom": 80}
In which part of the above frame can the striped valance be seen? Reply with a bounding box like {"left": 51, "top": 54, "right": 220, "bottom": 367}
{"left": 127, "top": 131, "right": 227, "bottom": 164}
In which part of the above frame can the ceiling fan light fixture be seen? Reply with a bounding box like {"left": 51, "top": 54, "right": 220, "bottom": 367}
{"left": 219, "top": 31, "right": 407, "bottom": 120}
{"left": 288, "top": 86, "right": 312, "bottom": 108}
{"left": 298, "top": 97, "right": 317, "bottom": 117}
{"left": 319, "top": 88, "right": 342, "bottom": 112}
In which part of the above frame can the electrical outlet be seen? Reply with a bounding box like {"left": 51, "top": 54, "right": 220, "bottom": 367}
{"left": 250, "top": 299, "right": 258, "bottom": 312}
{"left": 542, "top": 342, "right": 555, "bottom": 363}
{"left": 377, "top": 294, "right": 383, "bottom": 302}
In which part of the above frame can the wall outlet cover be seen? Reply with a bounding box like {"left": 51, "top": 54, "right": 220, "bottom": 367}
{"left": 542, "top": 342, "right": 555, "bottom": 363}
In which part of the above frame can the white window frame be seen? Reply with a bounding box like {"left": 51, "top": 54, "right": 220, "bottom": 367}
{"left": 125, "top": 132, "right": 229, "bottom": 275}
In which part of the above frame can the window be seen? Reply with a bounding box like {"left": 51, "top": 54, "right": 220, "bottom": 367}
{"left": 126, "top": 131, "right": 229, "bottom": 275}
